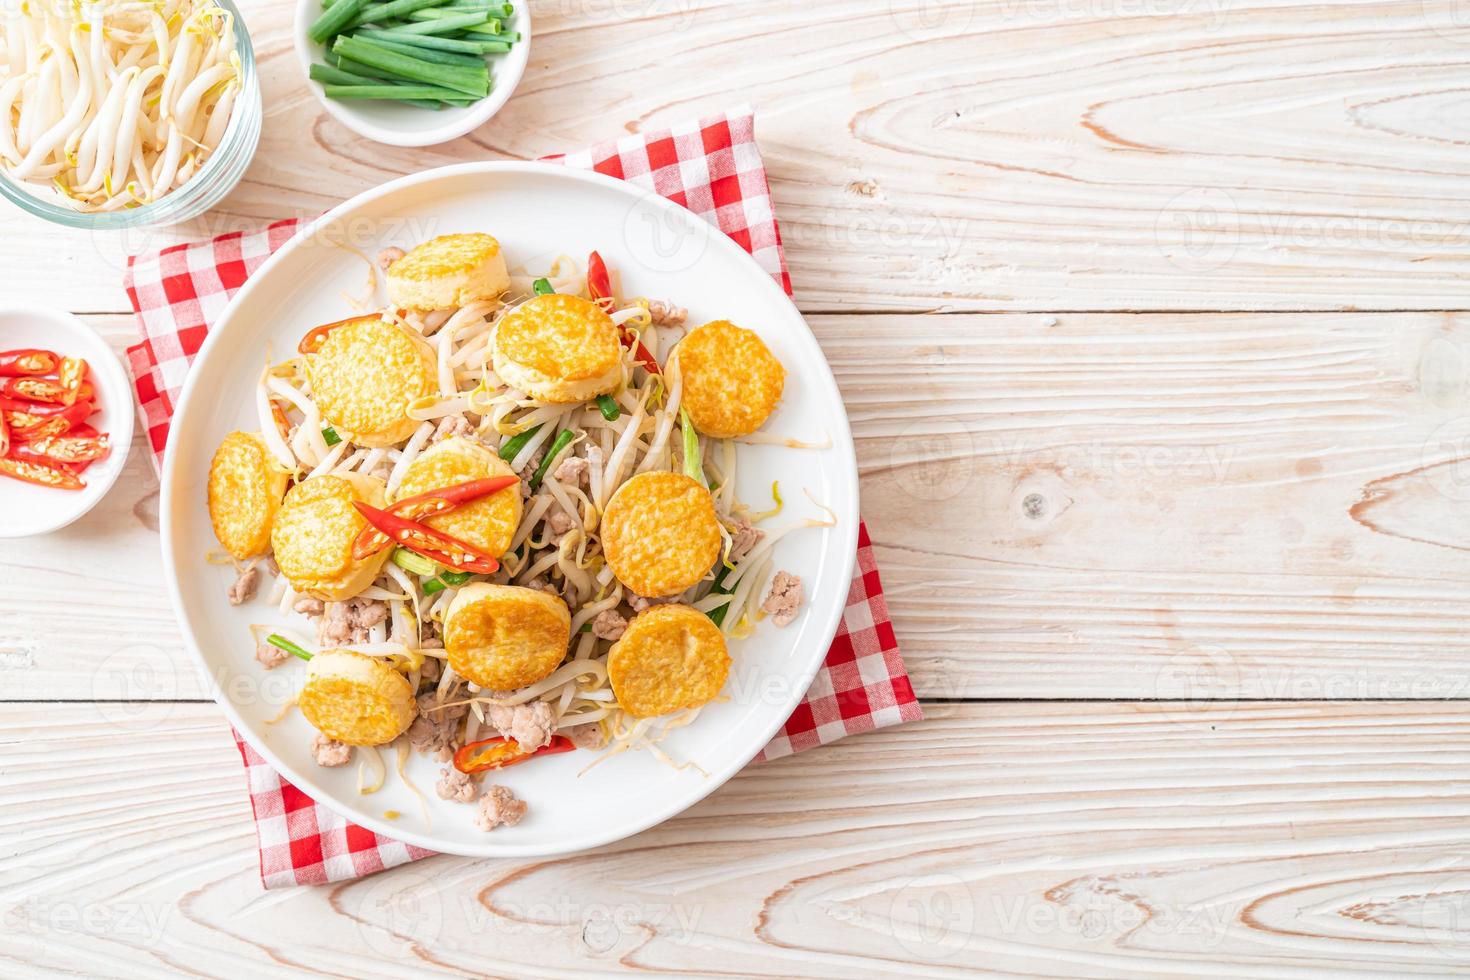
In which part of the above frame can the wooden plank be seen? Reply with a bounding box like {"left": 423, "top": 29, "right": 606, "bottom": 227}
{"left": 7, "top": 1, "right": 1470, "bottom": 313}
{"left": 9, "top": 311, "right": 1470, "bottom": 701}
{"left": 5, "top": 702, "right": 1470, "bottom": 977}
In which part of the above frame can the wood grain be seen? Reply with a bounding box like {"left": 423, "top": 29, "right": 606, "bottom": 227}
{"left": 6, "top": 702, "right": 1470, "bottom": 977}
{"left": 8, "top": 0, "right": 1470, "bottom": 312}
{"left": 14, "top": 312, "right": 1468, "bottom": 701}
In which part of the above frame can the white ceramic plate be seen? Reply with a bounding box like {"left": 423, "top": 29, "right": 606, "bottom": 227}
{"left": 0, "top": 307, "right": 134, "bottom": 538}
{"left": 293, "top": 0, "right": 530, "bottom": 147}
{"left": 161, "top": 162, "right": 859, "bottom": 857}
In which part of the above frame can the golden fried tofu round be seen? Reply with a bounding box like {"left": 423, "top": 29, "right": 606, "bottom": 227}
{"left": 298, "top": 650, "right": 418, "bottom": 746}
{"left": 270, "top": 473, "right": 390, "bottom": 601}
{"left": 390, "top": 437, "right": 522, "bottom": 559}
{"left": 207, "top": 431, "right": 288, "bottom": 560}
{"left": 608, "top": 604, "right": 730, "bottom": 718}
{"left": 602, "top": 471, "right": 722, "bottom": 598}
{"left": 386, "top": 233, "right": 510, "bottom": 311}
{"left": 491, "top": 294, "right": 622, "bottom": 403}
{"left": 672, "top": 320, "right": 786, "bottom": 439}
{"left": 443, "top": 583, "right": 571, "bottom": 691}
{"left": 307, "top": 316, "right": 436, "bottom": 448}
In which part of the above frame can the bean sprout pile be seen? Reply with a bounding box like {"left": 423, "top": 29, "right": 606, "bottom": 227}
{"left": 239, "top": 248, "right": 832, "bottom": 820}
{"left": 0, "top": 0, "right": 241, "bottom": 211}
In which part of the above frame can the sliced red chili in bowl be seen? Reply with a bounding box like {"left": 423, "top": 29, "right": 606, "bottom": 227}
{"left": 0, "top": 455, "right": 84, "bottom": 490}
{"left": 0, "top": 349, "right": 60, "bottom": 377}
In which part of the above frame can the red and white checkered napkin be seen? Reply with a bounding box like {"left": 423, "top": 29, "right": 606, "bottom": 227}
{"left": 126, "top": 108, "right": 921, "bottom": 887}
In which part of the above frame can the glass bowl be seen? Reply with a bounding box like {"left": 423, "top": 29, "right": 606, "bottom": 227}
{"left": 0, "top": 0, "right": 262, "bottom": 230}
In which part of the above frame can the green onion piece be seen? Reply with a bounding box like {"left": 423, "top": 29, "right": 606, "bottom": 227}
{"left": 681, "top": 407, "right": 706, "bottom": 488}
{"left": 497, "top": 423, "right": 543, "bottom": 462}
{"left": 357, "top": 28, "right": 509, "bottom": 54}
{"left": 349, "top": 34, "right": 486, "bottom": 67}
{"left": 529, "top": 430, "right": 575, "bottom": 490}
{"left": 311, "top": 62, "right": 377, "bottom": 86}
{"left": 532, "top": 277, "right": 554, "bottom": 295}
{"left": 267, "top": 634, "right": 314, "bottom": 662}
{"left": 595, "top": 394, "right": 620, "bottom": 421}
{"left": 347, "top": 0, "right": 445, "bottom": 30}
{"left": 308, "top": 0, "right": 364, "bottom": 43}
{"left": 438, "top": 570, "right": 473, "bottom": 585}
{"left": 334, "top": 35, "right": 489, "bottom": 96}
{"left": 391, "top": 546, "right": 438, "bottom": 577}
{"left": 463, "top": 24, "right": 513, "bottom": 39}
{"left": 324, "top": 82, "right": 477, "bottom": 101}
{"left": 408, "top": 1, "right": 492, "bottom": 15}
{"left": 421, "top": 577, "right": 447, "bottom": 595}
{"left": 387, "top": 12, "right": 496, "bottom": 34}
{"left": 321, "top": 424, "right": 343, "bottom": 446}
{"left": 705, "top": 565, "right": 735, "bottom": 627}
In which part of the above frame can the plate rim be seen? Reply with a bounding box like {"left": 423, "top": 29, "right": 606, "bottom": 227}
{"left": 0, "top": 304, "right": 135, "bottom": 538}
{"left": 159, "top": 160, "right": 859, "bottom": 857}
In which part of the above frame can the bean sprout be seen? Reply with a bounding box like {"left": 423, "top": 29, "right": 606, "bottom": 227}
{"left": 0, "top": 0, "right": 241, "bottom": 212}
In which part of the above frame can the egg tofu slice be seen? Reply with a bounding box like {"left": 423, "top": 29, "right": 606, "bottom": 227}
{"left": 444, "top": 583, "right": 571, "bottom": 691}
{"left": 270, "top": 472, "right": 391, "bottom": 601}
{"left": 207, "top": 431, "right": 288, "bottom": 560}
{"left": 602, "top": 471, "right": 722, "bottom": 598}
{"left": 491, "top": 294, "right": 622, "bottom": 404}
{"left": 307, "top": 316, "right": 437, "bottom": 448}
{"left": 386, "top": 233, "right": 511, "bottom": 311}
{"left": 671, "top": 320, "right": 785, "bottom": 439}
{"left": 608, "top": 604, "right": 730, "bottom": 718}
{"left": 298, "top": 650, "right": 418, "bottom": 746}
{"left": 390, "top": 437, "right": 522, "bottom": 559}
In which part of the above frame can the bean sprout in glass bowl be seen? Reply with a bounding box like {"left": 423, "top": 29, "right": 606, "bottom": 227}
{"left": 0, "top": 0, "right": 262, "bottom": 230}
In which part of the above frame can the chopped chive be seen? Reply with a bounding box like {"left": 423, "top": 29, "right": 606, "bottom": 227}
{"left": 308, "top": 0, "right": 364, "bottom": 43}
{"left": 497, "top": 423, "right": 543, "bottom": 462}
{"left": 347, "top": 0, "right": 446, "bottom": 29}
{"left": 595, "top": 394, "right": 620, "bottom": 421}
{"left": 386, "top": 11, "right": 496, "bottom": 34}
{"left": 391, "top": 546, "right": 438, "bottom": 577}
{"left": 681, "top": 407, "right": 706, "bottom": 488}
{"left": 321, "top": 424, "right": 343, "bottom": 446}
{"left": 407, "top": 4, "right": 492, "bottom": 19}
{"left": 421, "top": 577, "right": 447, "bottom": 595}
{"left": 351, "top": 34, "right": 487, "bottom": 67}
{"left": 267, "top": 634, "right": 314, "bottom": 662}
{"left": 438, "top": 570, "right": 473, "bottom": 585}
{"left": 356, "top": 27, "right": 509, "bottom": 54}
{"left": 529, "top": 430, "right": 576, "bottom": 490}
{"left": 334, "top": 35, "right": 489, "bottom": 96}
{"left": 532, "top": 277, "right": 554, "bottom": 295}
{"left": 324, "top": 82, "right": 477, "bottom": 101}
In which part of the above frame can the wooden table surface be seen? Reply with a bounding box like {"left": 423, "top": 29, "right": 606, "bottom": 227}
{"left": 7, "top": 1, "right": 1470, "bottom": 976}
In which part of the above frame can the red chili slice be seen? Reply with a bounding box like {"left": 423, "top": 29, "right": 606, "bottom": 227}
{"left": 0, "top": 455, "right": 84, "bottom": 490}
{"left": 452, "top": 734, "right": 575, "bottom": 774}
{"left": 2, "top": 377, "right": 68, "bottom": 404}
{"left": 586, "top": 250, "right": 660, "bottom": 374}
{"left": 9, "top": 401, "right": 92, "bottom": 442}
{"left": 25, "top": 432, "right": 109, "bottom": 463}
{"left": 352, "top": 500, "right": 500, "bottom": 573}
{"left": 0, "top": 349, "right": 60, "bottom": 377}
{"left": 0, "top": 406, "right": 8, "bottom": 458}
{"left": 297, "top": 315, "right": 366, "bottom": 355}
{"left": 351, "top": 476, "right": 519, "bottom": 560}
{"left": 56, "top": 357, "right": 87, "bottom": 406}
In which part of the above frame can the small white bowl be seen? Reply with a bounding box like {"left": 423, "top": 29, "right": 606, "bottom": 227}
{"left": 0, "top": 307, "right": 134, "bottom": 538}
{"left": 293, "top": 0, "right": 530, "bottom": 147}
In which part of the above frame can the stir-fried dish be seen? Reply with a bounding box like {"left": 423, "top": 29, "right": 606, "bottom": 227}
{"left": 207, "top": 232, "right": 827, "bottom": 831}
